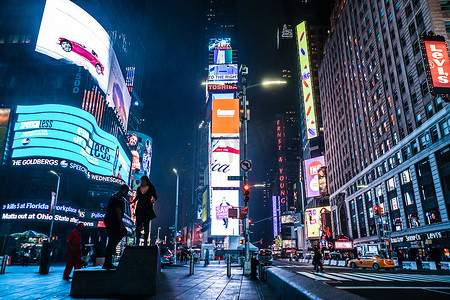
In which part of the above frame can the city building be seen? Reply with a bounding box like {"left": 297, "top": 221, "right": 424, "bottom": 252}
{"left": 0, "top": 0, "right": 146, "bottom": 259}
{"left": 319, "top": 0, "right": 450, "bottom": 260}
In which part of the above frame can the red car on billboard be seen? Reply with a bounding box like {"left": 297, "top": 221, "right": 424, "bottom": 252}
{"left": 58, "top": 38, "right": 104, "bottom": 75}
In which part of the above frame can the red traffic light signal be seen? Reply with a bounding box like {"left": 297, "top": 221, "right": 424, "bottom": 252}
{"left": 374, "top": 206, "right": 380, "bottom": 215}
{"left": 243, "top": 184, "right": 250, "bottom": 202}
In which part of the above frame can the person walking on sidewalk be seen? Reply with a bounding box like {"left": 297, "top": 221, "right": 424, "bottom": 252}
{"left": 313, "top": 246, "right": 324, "bottom": 272}
{"left": 103, "top": 184, "right": 129, "bottom": 270}
{"left": 63, "top": 223, "right": 84, "bottom": 280}
{"left": 131, "top": 176, "right": 157, "bottom": 246}
{"left": 22, "top": 248, "right": 30, "bottom": 267}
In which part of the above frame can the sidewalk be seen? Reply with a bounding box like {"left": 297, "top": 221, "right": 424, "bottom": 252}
{"left": 0, "top": 263, "right": 276, "bottom": 299}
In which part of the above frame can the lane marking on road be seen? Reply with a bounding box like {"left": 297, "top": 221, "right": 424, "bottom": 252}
{"left": 365, "top": 273, "right": 450, "bottom": 283}
{"left": 297, "top": 271, "right": 329, "bottom": 281}
{"left": 336, "top": 286, "right": 450, "bottom": 290}
{"left": 328, "top": 273, "right": 371, "bottom": 281}
{"left": 423, "top": 288, "right": 450, "bottom": 295}
{"left": 314, "top": 273, "right": 350, "bottom": 281}
{"left": 340, "top": 273, "right": 390, "bottom": 281}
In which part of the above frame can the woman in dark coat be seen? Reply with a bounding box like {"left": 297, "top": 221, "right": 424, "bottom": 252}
{"left": 131, "top": 176, "right": 157, "bottom": 246}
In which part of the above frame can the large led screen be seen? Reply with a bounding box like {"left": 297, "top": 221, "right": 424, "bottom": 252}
{"left": 210, "top": 189, "right": 239, "bottom": 236}
{"left": 214, "top": 49, "right": 233, "bottom": 64}
{"left": 209, "top": 38, "right": 231, "bottom": 51}
{"left": 208, "top": 64, "right": 238, "bottom": 82}
{"left": 106, "top": 51, "right": 132, "bottom": 130}
{"left": 36, "top": 0, "right": 111, "bottom": 94}
{"left": 12, "top": 105, "right": 130, "bottom": 183}
{"left": 0, "top": 108, "right": 11, "bottom": 165}
{"left": 212, "top": 99, "right": 240, "bottom": 137}
{"left": 296, "top": 22, "right": 317, "bottom": 139}
{"left": 210, "top": 139, "right": 240, "bottom": 188}
{"left": 421, "top": 34, "right": 450, "bottom": 97}
{"left": 305, "top": 206, "right": 332, "bottom": 240}
{"left": 127, "top": 132, "right": 152, "bottom": 176}
{"left": 304, "top": 156, "right": 325, "bottom": 198}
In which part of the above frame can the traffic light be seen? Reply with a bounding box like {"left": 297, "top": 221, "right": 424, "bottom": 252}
{"left": 178, "top": 236, "right": 182, "bottom": 242}
{"left": 240, "top": 239, "right": 244, "bottom": 244}
{"left": 243, "top": 184, "right": 250, "bottom": 202}
{"left": 248, "top": 219, "right": 252, "bottom": 226}
{"left": 374, "top": 206, "right": 380, "bottom": 215}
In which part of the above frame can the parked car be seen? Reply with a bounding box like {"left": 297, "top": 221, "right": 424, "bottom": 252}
{"left": 160, "top": 248, "right": 174, "bottom": 266}
{"left": 58, "top": 38, "right": 104, "bottom": 75}
{"left": 348, "top": 255, "right": 395, "bottom": 270}
{"left": 257, "top": 249, "right": 273, "bottom": 265}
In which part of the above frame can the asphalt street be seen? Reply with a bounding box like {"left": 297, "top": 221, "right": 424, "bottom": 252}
{"left": 273, "top": 259, "right": 450, "bottom": 299}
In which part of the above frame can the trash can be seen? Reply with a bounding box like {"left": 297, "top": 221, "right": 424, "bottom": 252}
{"left": 39, "top": 241, "right": 53, "bottom": 275}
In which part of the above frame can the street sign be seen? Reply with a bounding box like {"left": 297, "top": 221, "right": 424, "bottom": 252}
{"left": 240, "top": 160, "right": 252, "bottom": 172}
{"left": 239, "top": 206, "right": 249, "bottom": 218}
{"left": 169, "top": 226, "right": 175, "bottom": 230}
{"left": 228, "top": 176, "right": 243, "bottom": 181}
{"left": 228, "top": 207, "right": 238, "bottom": 218}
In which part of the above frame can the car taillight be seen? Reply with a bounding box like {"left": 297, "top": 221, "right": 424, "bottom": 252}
{"left": 164, "top": 255, "right": 171, "bottom": 259}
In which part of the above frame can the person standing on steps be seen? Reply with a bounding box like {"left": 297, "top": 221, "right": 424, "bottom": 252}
{"left": 103, "top": 185, "right": 129, "bottom": 270}
{"left": 131, "top": 176, "right": 157, "bottom": 246}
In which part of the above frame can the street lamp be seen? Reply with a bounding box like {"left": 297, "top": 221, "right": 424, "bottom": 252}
{"left": 239, "top": 65, "right": 287, "bottom": 275}
{"left": 173, "top": 168, "right": 180, "bottom": 264}
{"left": 49, "top": 171, "right": 61, "bottom": 239}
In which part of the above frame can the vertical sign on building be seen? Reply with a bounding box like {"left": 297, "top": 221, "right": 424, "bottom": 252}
{"left": 0, "top": 108, "right": 11, "bottom": 165}
{"left": 276, "top": 118, "right": 288, "bottom": 211}
{"left": 272, "top": 196, "right": 279, "bottom": 238}
{"left": 420, "top": 33, "right": 450, "bottom": 98}
{"left": 296, "top": 21, "right": 317, "bottom": 139}
{"left": 304, "top": 156, "right": 325, "bottom": 198}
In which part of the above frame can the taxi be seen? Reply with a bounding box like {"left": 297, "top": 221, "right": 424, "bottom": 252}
{"left": 348, "top": 255, "right": 396, "bottom": 270}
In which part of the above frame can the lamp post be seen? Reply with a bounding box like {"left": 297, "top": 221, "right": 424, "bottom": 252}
{"left": 157, "top": 227, "right": 161, "bottom": 244}
{"left": 49, "top": 171, "right": 61, "bottom": 239}
{"left": 239, "top": 65, "right": 286, "bottom": 275}
{"left": 173, "top": 168, "right": 180, "bottom": 264}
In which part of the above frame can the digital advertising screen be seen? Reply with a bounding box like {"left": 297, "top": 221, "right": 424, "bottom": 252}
{"left": 0, "top": 108, "right": 11, "bottom": 165}
{"left": 305, "top": 206, "right": 332, "bottom": 239}
{"left": 202, "top": 190, "right": 208, "bottom": 222}
{"left": 212, "top": 93, "right": 235, "bottom": 100}
{"left": 214, "top": 49, "right": 233, "bottom": 64}
{"left": 36, "top": 0, "right": 111, "bottom": 94}
{"left": 127, "top": 132, "right": 152, "bottom": 176}
{"left": 212, "top": 99, "right": 240, "bottom": 137}
{"left": 304, "top": 156, "right": 325, "bottom": 198}
{"left": 210, "top": 189, "right": 239, "bottom": 236}
{"left": 208, "top": 64, "right": 238, "bottom": 82}
{"left": 106, "top": 51, "right": 132, "bottom": 130}
{"left": 209, "top": 38, "right": 231, "bottom": 51}
{"left": 210, "top": 139, "right": 240, "bottom": 188}
{"left": 11, "top": 105, "right": 130, "bottom": 183}
{"left": 296, "top": 22, "right": 317, "bottom": 139}
{"left": 421, "top": 34, "right": 450, "bottom": 97}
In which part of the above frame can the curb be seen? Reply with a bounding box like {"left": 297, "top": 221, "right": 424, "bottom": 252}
{"left": 266, "top": 267, "right": 365, "bottom": 300}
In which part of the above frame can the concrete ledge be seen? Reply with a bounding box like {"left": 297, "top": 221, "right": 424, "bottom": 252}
{"left": 266, "top": 267, "right": 365, "bottom": 300}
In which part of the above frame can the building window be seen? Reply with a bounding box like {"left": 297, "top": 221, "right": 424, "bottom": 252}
{"left": 425, "top": 103, "right": 434, "bottom": 118}
{"left": 400, "top": 169, "right": 412, "bottom": 185}
{"left": 413, "top": 40, "right": 420, "bottom": 55}
{"left": 416, "top": 60, "right": 424, "bottom": 76}
{"left": 411, "top": 139, "right": 418, "bottom": 154}
{"left": 405, "top": 3, "right": 413, "bottom": 18}
{"left": 404, "top": 54, "right": 410, "bottom": 66}
{"left": 411, "top": 92, "right": 418, "bottom": 105}
{"left": 409, "top": 22, "right": 416, "bottom": 36}
{"left": 416, "top": 113, "right": 422, "bottom": 126}
{"left": 415, "top": 11, "right": 424, "bottom": 26}
{"left": 386, "top": 177, "right": 396, "bottom": 192}
{"left": 407, "top": 213, "right": 420, "bottom": 228}
{"left": 404, "top": 102, "right": 410, "bottom": 113}
{"left": 418, "top": 133, "right": 427, "bottom": 149}
{"left": 421, "top": 81, "right": 429, "bottom": 96}
{"left": 390, "top": 197, "right": 399, "bottom": 211}
{"left": 431, "top": 126, "right": 439, "bottom": 142}
{"left": 407, "top": 72, "right": 414, "bottom": 87}
{"left": 435, "top": 97, "right": 443, "bottom": 111}
{"left": 440, "top": 120, "right": 449, "bottom": 136}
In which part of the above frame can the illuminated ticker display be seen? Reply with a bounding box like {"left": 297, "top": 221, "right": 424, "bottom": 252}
{"left": 296, "top": 21, "right": 317, "bottom": 139}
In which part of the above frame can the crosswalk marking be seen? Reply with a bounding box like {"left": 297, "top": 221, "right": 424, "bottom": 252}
{"left": 295, "top": 271, "right": 450, "bottom": 283}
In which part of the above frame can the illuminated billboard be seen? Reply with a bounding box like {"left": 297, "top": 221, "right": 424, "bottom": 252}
{"left": 210, "top": 189, "right": 239, "bottom": 236}
{"left": 202, "top": 190, "right": 208, "bottom": 222}
{"left": 296, "top": 22, "right": 317, "bottom": 139}
{"left": 209, "top": 38, "right": 231, "bottom": 51}
{"left": 12, "top": 105, "right": 130, "bottom": 183}
{"left": 304, "top": 156, "right": 325, "bottom": 198}
{"left": 208, "top": 64, "right": 238, "bottom": 82}
{"left": 36, "top": 0, "right": 111, "bottom": 94}
{"left": 0, "top": 108, "right": 11, "bottom": 165}
{"left": 305, "top": 206, "right": 332, "bottom": 239}
{"left": 212, "top": 99, "right": 240, "bottom": 137}
{"left": 106, "top": 51, "right": 132, "bottom": 130}
{"left": 214, "top": 49, "right": 233, "bottom": 64}
{"left": 127, "top": 132, "right": 152, "bottom": 190}
{"left": 420, "top": 34, "right": 450, "bottom": 98}
{"left": 210, "top": 139, "right": 240, "bottom": 187}
{"left": 208, "top": 83, "right": 238, "bottom": 91}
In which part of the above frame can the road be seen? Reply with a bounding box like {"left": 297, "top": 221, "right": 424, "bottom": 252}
{"left": 273, "top": 259, "right": 450, "bottom": 299}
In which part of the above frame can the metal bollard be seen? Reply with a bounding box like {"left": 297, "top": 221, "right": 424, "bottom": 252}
{"left": 190, "top": 255, "right": 194, "bottom": 275}
{"left": 227, "top": 255, "right": 231, "bottom": 278}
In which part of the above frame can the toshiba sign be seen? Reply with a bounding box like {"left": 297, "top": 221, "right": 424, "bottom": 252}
{"left": 421, "top": 33, "right": 450, "bottom": 99}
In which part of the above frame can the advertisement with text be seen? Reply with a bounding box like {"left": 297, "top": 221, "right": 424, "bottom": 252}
{"left": 210, "top": 189, "right": 239, "bottom": 236}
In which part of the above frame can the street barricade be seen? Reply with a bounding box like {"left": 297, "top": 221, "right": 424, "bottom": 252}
{"left": 338, "top": 260, "right": 346, "bottom": 267}
{"left": 440, "top": 261, "right": 450, "bottom": 270}
{"left": 421, "top": 261, "right": 437, "bottom": 270}
{"left": 330, "top": 259, "right": 338, "bottom": 266}
{"left": 402, "top": 261, "right": 417, "bottom": 270}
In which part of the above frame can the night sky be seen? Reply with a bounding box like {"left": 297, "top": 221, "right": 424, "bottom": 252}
{"left": 137, "top": 0, "right": 331, "bottom": 245}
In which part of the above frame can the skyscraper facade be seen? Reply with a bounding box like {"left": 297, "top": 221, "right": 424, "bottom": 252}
{"left": 320, "top": 0, "right": 450, "bottom": 259}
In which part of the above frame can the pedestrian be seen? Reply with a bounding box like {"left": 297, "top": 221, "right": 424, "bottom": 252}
{"left": 103, "top": 184, "right": 129, "bottom": 270}
{"left": 22, "top": 248, "right": 30, "bottom": 267}
{"left": 63, "top": 223, "right": 84, "bottom": 280}
{"left": 131, "top": 176, "right": 157, "bottom": 246}
{"left": 313, "top": 246, "right": 324, "bottom": 272}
